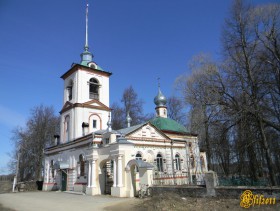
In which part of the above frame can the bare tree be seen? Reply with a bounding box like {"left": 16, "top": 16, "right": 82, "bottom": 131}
{"left": 174, "top": 1, "right": 280, "bottom": 185}
{"left": 166, "top": 96, "right": 187, "bottom": 125}
{"left": 175, "top": 53, "right": 220, "bottom": 170}
{"left": 111, "top": 102, "right": 125, "bottom": 130}
{"left": 9, "top": 105, "right": 59, "bottom": 181}
{"left": 111, "top": 85, "right": 152, "bottom": 130}
{"left": 121, "top": 85, "right": 146, "bottom": 125}
{"left": 221, "top": 0, "right": 278, "bottom": 185}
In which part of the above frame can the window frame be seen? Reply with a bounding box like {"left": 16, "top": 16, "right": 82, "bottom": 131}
{"left": 67, "top": 80, "right": 73, "bottom": 101}
{"left": 89, "top": 78, "right": 100, "bottom": 100}
{"left": 156, "top": 154, "right": 163, "bottom": 172}
{"left": 175, "top": 154, "right": 181, "bottom": 171}
{"left": 64, "top": 115, "right": 70, "bottom": 142}
{"left": 190, "top": 155, "right": 195, "bottom": 168}
{"left": 92, "top": 119, "right": 97, "bottom": 128}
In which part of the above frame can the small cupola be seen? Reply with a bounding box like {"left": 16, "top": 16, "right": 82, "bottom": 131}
{"left": 154, "top": 88, "right": 167, "bottom": 107}
{"left": 107, "top": 113, "right": 112, "bottom": 132}
{"left": 126, "top": 112, "right": 132, "bottom": 128}
{"left": 80, "top": 49, "right": 93, "bottom": 66}
{"left": 154, "top": 87, "right": 167, "bottom": 118}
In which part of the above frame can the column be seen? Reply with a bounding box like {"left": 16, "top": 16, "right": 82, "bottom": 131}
{"left": 87, "top": 160, "right": 91, "bottom": 187}
{"left": 46, "top": 163, "right": 49, "bottom": 183}
{"left": 91, "top": 159, "right": 96, "bottom": 187}
{"left": 117, "top": 155, "right": 123, "bottom": 187}
{"left": 113, "top": 158, "right": 117, "bottom": 187}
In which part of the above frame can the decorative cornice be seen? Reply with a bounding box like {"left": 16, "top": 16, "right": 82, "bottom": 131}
{"left": 134, "top": 143, "right": 185, "bottom": 149}
{"left": 60, "top": 63, "right": 112, "bottom": 80}
{"left": 45, "top": 133, "right": 92, "bottom": 154}
{"left": 60, "top": 100, "right": 111, "bottom": 114}
{"left": 163, "top": 130, "right": 198, "bottom": 136}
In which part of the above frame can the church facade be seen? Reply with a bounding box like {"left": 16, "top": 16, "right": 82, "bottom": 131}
{"left": 43, "top": 4, "right": 207, "bottom": 197}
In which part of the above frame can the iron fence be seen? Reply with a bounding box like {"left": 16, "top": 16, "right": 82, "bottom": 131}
{"left": 218, "top": 176, "right": 270, "bottom": 186}
{"left": 152, "top": 173, "right": 190, "bottom": 186}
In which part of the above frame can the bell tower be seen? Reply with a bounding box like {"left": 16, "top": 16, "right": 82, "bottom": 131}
{"left": 59, "top": 3, "right": 112, "bottom": 143}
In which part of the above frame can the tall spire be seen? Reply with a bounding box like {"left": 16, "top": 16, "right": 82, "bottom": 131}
{"left": 85, "top": 2, "right": 89, "bottom": 51}
{"left": 80, "top": 1, "right": 93, "bottom": 66}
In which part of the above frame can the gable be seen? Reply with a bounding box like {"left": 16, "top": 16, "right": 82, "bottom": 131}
{"left": 127, "top": 123, "right": 169, "bottom": 140}
{"left": 60, "top": 101, "right": 73, "bottom": 114}
{"left": 83, "top": 99, "right": 111, "bottom": 111}
{"left": 60, "top": 99, "right": 111, "bottom": 114}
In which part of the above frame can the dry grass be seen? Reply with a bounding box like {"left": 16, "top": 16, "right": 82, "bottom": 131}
{"left": 130, "top": 193, "right": 280, "bottom": 211}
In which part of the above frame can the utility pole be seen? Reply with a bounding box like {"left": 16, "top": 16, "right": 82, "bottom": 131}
{"left": 12, "top": 150, "right": 21, "bottom": 192}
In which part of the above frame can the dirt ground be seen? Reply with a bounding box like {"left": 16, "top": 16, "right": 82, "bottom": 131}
{"left": 1, "top": 192, "right": 279, "bottom": 211}
{"left": 0, "top": 203, "right": 15, "bottom": 211}
{"left": 106, "top": 193, "right": 280, "bottom": 211}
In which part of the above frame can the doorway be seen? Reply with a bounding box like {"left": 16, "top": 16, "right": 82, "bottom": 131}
{"left": 99, "top": 160, "right": 114, "bottom": 195}
{"left": 61, "top": 170, "right": 67, "bottom": 191}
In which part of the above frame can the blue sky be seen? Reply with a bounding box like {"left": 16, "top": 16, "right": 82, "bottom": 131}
{"left": 0, "top": 0, "right": 278, "bottom": 174}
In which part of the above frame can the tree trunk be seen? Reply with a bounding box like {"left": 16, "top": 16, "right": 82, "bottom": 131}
{"left": 258, "top": 117, "right": 276, "bottom": 185}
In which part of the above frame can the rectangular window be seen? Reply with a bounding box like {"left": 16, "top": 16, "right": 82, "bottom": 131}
{"left": 93, "top": 120, "right": 97, "bottom": 128}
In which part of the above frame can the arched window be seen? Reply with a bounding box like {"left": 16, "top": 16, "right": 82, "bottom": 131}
{"left": 67, "top": 80, "right": 73, "bottom": 101}
{"left": 64, "top": 116, "right": 70, "bottom": 142}
{"left": 156, "top": 154, "right": 163, "bottom": 172}
{"left": 89, "top": 114, "right": 101, "bottom": 131}
{"left": 79, "top": 154, "right": 85, "bottom": 176}
{"left": 190, "top": 155, "right": 195, "bottom": 168}
{"left": 200, "top": 156, "right": 205, "bottom": 169}
{"left": 135, "top": 153, "right": 142, "bottom": 160}
{"left": 175, "top": 154, "right": 181, "bottom": 171}
{"left": 89, "top": 78, "right": 99, "bottom": 100}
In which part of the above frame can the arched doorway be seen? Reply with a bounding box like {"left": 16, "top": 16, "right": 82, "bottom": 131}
{"left": 126, "top": 159, "right": 154, "bottom": 197}
{"left": 99, "top": 159, "right": 114, "bottom": 195}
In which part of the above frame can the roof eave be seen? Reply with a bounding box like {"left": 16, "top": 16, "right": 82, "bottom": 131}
{"left": 60, "top": 63, "right": 112, "bottom": 80}
{"left": 162, "top": 130, "right": 198, "bottom": 136}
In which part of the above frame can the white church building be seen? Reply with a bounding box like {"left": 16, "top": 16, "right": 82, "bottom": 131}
{"left": 43, "top": 4, "right": 207, "bottom": 197}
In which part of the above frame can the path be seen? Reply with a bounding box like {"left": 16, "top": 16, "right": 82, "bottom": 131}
{"left": 0, "top": 191, "right": 139, "bottom": 211}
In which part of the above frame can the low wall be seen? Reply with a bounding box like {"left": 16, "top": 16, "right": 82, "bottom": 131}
{"left": 151, "top": 186, "right": 280, "bottom": 199}
{"left": 0, "top": 181, "right": 12, "bottom": 193}
{"left": 152, "top": 186, "right": 206, "bottom": 197}
{"left": 17, "top": 181, "right": 38, "bottom": 192}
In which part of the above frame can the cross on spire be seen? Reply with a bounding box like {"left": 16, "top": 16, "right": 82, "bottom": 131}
{"left": 157, "top": 77, "right": 161, "bottom": 88}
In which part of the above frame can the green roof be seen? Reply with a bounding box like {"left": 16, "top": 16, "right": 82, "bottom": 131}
{"left": 80, "top": 61, "right": 104, "bottom": 71}
{"left": 149, "top": 117, "right": 189, "bottom": 134}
